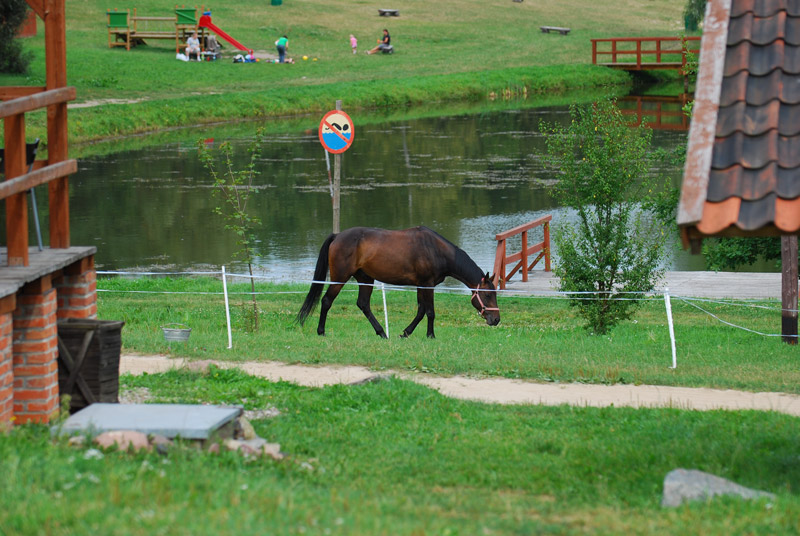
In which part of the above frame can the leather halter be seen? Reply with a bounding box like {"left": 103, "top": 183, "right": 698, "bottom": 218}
{"left": 471, "top": 285, "right": 499, "bottom": 316}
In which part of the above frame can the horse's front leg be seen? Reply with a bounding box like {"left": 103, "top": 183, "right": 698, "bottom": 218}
{"left": 422, "top": 288, "right": 436, "bottom": 338}
{"left": 317, "top": 283, "right": 344, "bottom": 336}
{"left": 355, "top": 274, "right": 387, "bottom": 338}
{"left": 401, "top": 288, "right": 433, "bottom": 338}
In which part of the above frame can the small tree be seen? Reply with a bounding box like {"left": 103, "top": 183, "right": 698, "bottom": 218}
{"left": 198, "top": 129, "right": 265, "bottom": 330}
{"left": 541, "top": 101, "right": 667, "bottom": 334}
{"left": 0, "top": 0, "right": 33, "bottom": 74}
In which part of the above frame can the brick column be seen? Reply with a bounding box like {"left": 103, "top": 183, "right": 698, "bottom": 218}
{"left": 0, "top": 296, "right": 15, "bottom": 429}
{"left": 55, "top": 256, "right": 97, "bottom": 320}
{"left": 13, "top": 277, "right": 59, "bottom": 424}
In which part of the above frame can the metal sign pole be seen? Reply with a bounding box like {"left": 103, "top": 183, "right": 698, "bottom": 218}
{"left": 333, "top": 99, "right": 342, "bottom": 233}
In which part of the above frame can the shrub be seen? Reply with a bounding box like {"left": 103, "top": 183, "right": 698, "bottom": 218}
{"left": 0, "top": 0, "right": 33, "bottom": 74}
{"left": 541, "top": 100, "right": 668, "bottom": 334}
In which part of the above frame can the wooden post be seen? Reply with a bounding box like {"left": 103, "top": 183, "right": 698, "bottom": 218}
{"left": 543, "top": 221, "right": 551, "bottom": 272}
{"left": 781, "top": 235, "right": 798, "bottom": 344}
{"left": 521, "top": 230, "right": 528, "bottom": 282}
{"left": 44, "top": 0, "right": 71, "bottom": 248}
{"left": 4, "top": 114, "right": 29, "bottom": 266}
{"left": 332, "top": 99, "right": 342, "bottom": 233}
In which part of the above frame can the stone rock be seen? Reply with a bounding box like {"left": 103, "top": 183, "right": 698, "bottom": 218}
{"left": 150, "top": 434, "right": 173, "bottom": 455}
{"left": 94, "top": 430, "right": 151, "bottom": 452}
{"left": 349, "top": 374, "right": 389, "bottom": 386}
{"left": 662, "top": 469, "right": 776, "bottom": 507}
{"left": 236, "top": 417, "right": 257, "bottom": 440}
{"left": 240, "top": 437, "right": 268, "bottom": 450}
{"left": 262, "top": 442, "right": 285, "bottom": 461}
{"left": 238, "top": 443, "right": 259, "bottom": 457}
{"left": 223, "top": 438, "right": 242, "bottom": 452}
{"left": 67, "top": 435, "right": 87, "bottom": 447}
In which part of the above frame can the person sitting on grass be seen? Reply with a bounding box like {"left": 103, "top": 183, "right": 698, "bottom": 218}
{"left": 185, "top": 31, "right": 201, "bottom": 60}
{"left": 366, "top": 29, "right": 390, "bottom": 55}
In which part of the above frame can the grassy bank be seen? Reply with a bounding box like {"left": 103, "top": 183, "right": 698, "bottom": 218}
{"left": 2, "top": 369, "right": 798, "bottom": 535}
{"left": 98, "top": 277, "right": 800, "bottom": 394}
{"left": 0, "top": 0, "right": 692, "bottom": 148}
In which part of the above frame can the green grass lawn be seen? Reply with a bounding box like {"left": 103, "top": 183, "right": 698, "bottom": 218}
{"left": 2, "top": 368, "right": 798, "bottom": 535}
{"left": 98, "top": 277, "right": 800, "bottom": 394}
{"left": 0, "top": 0, "right": 692, "bottom": 147}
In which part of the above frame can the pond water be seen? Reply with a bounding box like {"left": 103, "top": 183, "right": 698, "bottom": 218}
{"left": 59, "top": 98, "right": 704, "bottom": 280}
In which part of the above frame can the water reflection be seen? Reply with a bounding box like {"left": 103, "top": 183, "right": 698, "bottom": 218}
{"left": 20, "top": 104, "right": 702, "bottom": 280}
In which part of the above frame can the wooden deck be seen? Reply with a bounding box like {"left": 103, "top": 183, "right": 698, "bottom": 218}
{"left": 0, "top": 247, "right": 96, "bottom": 299}
{"left": 504, "top": 271, "right": 785, "bottom": 300}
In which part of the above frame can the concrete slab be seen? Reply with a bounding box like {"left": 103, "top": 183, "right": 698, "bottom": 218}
{"left": 55, "top": 403, "right": 242, "bottom": 440}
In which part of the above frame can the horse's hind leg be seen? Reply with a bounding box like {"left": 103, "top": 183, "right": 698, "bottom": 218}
{"left": 355, "top": 272, "right": 387, "bottom": 338}
{"left": 401, "top": 288, "right": 433, "bottom": 338}
{"left": 317, "top": 283, "right": 344, "bottom": 336}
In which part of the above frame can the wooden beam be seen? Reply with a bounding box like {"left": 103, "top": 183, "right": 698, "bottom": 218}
{"left": 782, "top": 235, "right": 798, "bottom": 344}
{"left": 0, "top": 87, "right": 46, "bottom": 101}
{"left": 25, "top": 0, "right": 46, "bottom": 19}
{"left": 44, "top": 0, "right": 70, "bottom": 248}
{"left": 4, "top": 115, "right": 29, "bottom": 266}
{"left": 0, "top": 87, "right": 74, "bottom": 119}
{"left": 0, "top": 160, "right": 77, "bottom": 200}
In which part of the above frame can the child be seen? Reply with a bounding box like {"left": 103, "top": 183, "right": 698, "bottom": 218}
{"left": 350, "top": 34, "right": 357, "bottom": 54}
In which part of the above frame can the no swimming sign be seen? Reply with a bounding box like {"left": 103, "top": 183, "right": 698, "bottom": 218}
{"left": 319, "top": 110, "right": 354, "bottom": 153}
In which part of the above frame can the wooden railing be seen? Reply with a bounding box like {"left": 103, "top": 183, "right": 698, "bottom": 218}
{"left": 492, "top": 215, "right": 551, "bottom": 290}
{"left": 591, "top": 36, "right": 700, "bottom": 73}
{"left": 618, "top": 94, "right": 692, "bottom": 131}
{"left": 1, "top": 86, "right": 77, "bottom": 266}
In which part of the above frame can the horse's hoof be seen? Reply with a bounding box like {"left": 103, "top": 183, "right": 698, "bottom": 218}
{"left": 399, "top": 332, "right": 409, "bottom": 338}
{"left": 378, "top": 332, "right": 388, "bottom": 339}
{"left": 317, "top": 331, "right": 325, "bottom": 337}
{"left": 427, "top": 333, "right": 436, "bottom": 339}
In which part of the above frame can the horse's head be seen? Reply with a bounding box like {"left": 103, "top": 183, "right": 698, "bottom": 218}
{"left": 471, "top": 273, "right": 500, "bottom": 326}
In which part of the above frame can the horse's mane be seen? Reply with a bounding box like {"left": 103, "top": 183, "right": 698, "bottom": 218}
{"left": 420, "top": 226, "right": 483, "bottom": 284}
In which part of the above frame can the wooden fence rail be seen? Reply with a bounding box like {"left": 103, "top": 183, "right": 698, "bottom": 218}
{"left": 591, "top": 36, "right": 700, "bottom": 72}
{"left": 1, "top": 86, "right": 76, "bottom": 266}
{"left": 492, "top": 215, "right": 551, "bottom": 290}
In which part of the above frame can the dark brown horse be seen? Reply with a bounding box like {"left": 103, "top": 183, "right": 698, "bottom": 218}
{"left": 296, "top": 226, "right": 500, "bottom": 338}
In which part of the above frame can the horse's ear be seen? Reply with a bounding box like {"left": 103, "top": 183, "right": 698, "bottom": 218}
{"left": 484, "top": 272, "right": 491, "bottom": 281}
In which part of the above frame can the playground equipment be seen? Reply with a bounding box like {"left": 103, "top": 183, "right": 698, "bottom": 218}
{"left": 197, "top": 11, "right": 251, "bottom": 53}
{"left": 107, "top": 6, "right": 199, "bottom": 53}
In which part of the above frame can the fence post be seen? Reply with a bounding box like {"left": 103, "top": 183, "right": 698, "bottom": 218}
{"left": 381, "top": 282, "right": 389, "bottom": 338}
{"left": 494, "top": 238, "right": 506, "bottom": 289}
{"left": 222, "top": 266, "right": 232, "bottom": 349}
{"left": 664, "top": 288, "right": 677, "bottom": 369}
{"left": 544, "top": 221, "right": 551, "bottom": 272}
{"left": 521, "top": 230, "right": 528, "bottom": 282}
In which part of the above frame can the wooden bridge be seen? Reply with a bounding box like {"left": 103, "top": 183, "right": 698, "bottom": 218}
{"left": 591, "top": 36, "right": 700, "bottom": 73}
{"left": 618, "top": 94, "right": 692, "bottom": 132}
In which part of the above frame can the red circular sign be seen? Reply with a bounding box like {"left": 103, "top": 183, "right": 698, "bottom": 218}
{"left": 319, "top": 110, "right": 354, "bottom": 154}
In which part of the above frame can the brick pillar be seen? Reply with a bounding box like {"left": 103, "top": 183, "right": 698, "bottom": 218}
{"left": 55, "top": 256, "right": 97, "bottom": 320}
{"left": 13, "top": 277, "right": 60, "bottom": 424}
{"left": 0, "top": 296, "right": 15, "bottom": 429}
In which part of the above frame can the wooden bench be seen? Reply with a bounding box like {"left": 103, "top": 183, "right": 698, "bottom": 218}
{"left": 378, "top": 9, "right": 399, "bottom": 16}
{"left": 107, "top": 7, "right": 200, "bottom": 53}
{"left": 540, "top": 26, "right": 571, "bottom": 35}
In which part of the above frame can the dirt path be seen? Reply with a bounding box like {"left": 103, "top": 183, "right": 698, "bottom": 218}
{"left": 120, "top": 354, "right": 800, "bottom": 417}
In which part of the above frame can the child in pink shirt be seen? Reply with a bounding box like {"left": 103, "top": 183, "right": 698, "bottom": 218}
{"left": 350, "top": 34, "right": 357, "bottom": 54}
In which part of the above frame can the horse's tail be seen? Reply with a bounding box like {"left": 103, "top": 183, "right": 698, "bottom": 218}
{"left": 296, "top": 233, "right": 337, "bottom": 326}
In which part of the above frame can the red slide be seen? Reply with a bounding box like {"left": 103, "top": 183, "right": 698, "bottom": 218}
{"left": 198, "top": 14, "right": 250, "bottom": 52}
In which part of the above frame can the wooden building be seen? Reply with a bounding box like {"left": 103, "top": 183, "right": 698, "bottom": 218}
{"left": 677, "top": 0, "right": 800, "bottom": 340}
{"left": 1, "top": 1, "right": 97, "bottom": 426}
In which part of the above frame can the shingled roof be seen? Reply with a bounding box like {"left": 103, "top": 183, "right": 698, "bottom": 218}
{"left": 677, "top": 0, "right": 800, "bottom": 252}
